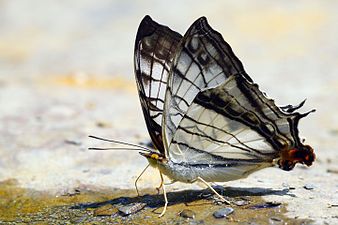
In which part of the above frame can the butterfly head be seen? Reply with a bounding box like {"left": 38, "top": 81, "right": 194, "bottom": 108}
{"left": 139, "top": 152, "right": 167, "bottom": 167}
{"left": 278, "top": 144, "right": 315, "bottom": 171}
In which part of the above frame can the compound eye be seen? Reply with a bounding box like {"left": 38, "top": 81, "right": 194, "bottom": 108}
{"left": 302, "top": 145, "right": 315, "bottom": 166}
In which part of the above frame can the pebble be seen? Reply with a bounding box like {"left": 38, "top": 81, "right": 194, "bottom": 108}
{"left": 233, "top": 200, "right": 249, "bottom": 206}
{"left": 269, "top": 216, "right": 282, "bottom": 221}
{"left": 213, "top": 207, "right": 234, "bottom": 218}
{"left": 269, "top": 216, "right": 283, "bottom": 224}
{"left": 118, "top": 203, "right": 146, "bottom": 216}
{"left": 249, "top": 202, "right": 281, "bottom": 209}
{"left": 179, "top": 209, "right": 195, "bottom": 219}
{"left": 303, "top": 184, "right": 315, "bottom": 190}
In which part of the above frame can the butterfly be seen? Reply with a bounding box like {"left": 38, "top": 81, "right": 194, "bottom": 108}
{"left": 132, "top": 15, "right": 315, "bottom": 216}
{"left": 90, "top": 15, "right": 315, "bottom": 217}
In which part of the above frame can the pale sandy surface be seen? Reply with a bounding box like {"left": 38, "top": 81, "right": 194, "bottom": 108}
{"left": 0, "top": 0, "right": 337, "bottom": 224}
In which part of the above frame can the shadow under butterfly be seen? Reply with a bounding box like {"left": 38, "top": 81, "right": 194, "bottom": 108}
{"left": 90, "top": 15, "right": 315, "bottom": 217}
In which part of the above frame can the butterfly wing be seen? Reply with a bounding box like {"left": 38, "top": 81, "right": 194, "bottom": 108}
{"left": 163, "top": 17, "right": 314, "bottom": 171}
{"left": 134, "top": 15, "right": 182, "bottom": 153}
{"left": 163, "top": 17, "right": 248, "bottom": 149}
{"left": 168, "top": 75, "right": 302, "bottom": 164}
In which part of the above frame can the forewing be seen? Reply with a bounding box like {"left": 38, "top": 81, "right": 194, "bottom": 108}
{"left": 163, "top": 17, "right": 249, "bottom": 147}
{"left": 134, "top": 15, "right": 182, "bottom": 153}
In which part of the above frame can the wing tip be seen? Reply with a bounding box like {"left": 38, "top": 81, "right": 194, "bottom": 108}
{"left": 182, "top": 16, "right": 247, "bottom": 78}
{"left": 189, "top": 16, "right": 210, "bottom": 32}
{"left": 196, "top": 16, "right": 208, "bottom": 24}
{"left": 135, "top": 15, "right": 158, "bottom": 45}
{"left": 135, "top": 15, "right": 182, "bottom": 48}
{"left": 143, "top": 15, "right": 153, "bottom": 22}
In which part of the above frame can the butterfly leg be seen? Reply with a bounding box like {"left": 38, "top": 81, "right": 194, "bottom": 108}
{"left": 197, "top": 176, "right": 231, "bottom": 204}
{"left": 158, "top": 171, "right": 168, "bottom": 217}
{"left": 156, "top": 170, "right": 164, "bottom": 194}
{"left": 156, "top": 172, "right": 176, "bottom": 194}
{"left": 134, "top": 164, "right": 150, "bottom": 196}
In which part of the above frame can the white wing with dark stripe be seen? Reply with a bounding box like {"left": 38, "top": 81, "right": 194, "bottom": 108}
{"left": 163, "top": 17, "right": 248, "bottom": 148}
{"left": 134, "top": 16, "right": 182, "bottom": 153}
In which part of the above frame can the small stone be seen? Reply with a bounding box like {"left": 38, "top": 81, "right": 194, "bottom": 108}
{"left": 269, "top": 217, "right": 282, "bottom": 221}
{"left": 249, "top": 202, "right": 281, "bottom": 209}
{"left": 118, "top": 203, "right": 146, "bottom": 216}
{"left": 233, "top": 200, "right": 249, "bottom": 206}
{"left": 179, "top": 209, "right": 195, "bottom": 219}
{"left": 93, "top": 205, "right": 118, "bottom": 216}
{"left": 303, "top": 184, "right": 315, "bottom": 190}
{"left": 213, "top": 207, "right": 234, "bottom": 218}
{"left": 269, "top": 216, "right": 283, "bottom": 224}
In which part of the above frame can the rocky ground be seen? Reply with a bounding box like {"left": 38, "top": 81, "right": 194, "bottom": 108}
{"left": 0, "top": 0, "right": 337, "bottom": 224}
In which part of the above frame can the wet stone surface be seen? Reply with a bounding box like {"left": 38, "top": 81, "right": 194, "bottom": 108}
{"left": 0, "top": 180, "right": 313, "bottom": 224}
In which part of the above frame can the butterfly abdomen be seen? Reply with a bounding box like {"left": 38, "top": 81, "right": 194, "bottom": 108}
{"left": 148, "top": 158, "right": 272, "bottom": 183}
